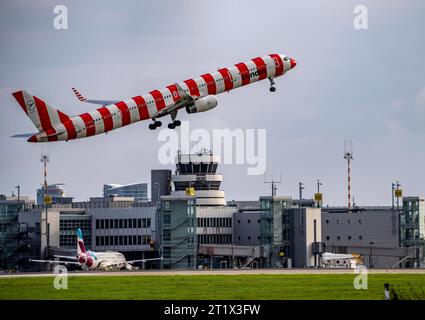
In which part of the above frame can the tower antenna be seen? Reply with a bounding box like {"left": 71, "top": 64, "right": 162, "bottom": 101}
{"left": 344, "top": 140, "right": 354, "bottom": 212}
{"left": 264, "top": 172, "right": 282, "bottom": 197}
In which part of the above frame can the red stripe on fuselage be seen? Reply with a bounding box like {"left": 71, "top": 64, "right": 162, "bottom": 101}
{"left": 217, "top": 68, "right": 233, "bottom": 91}
{"left": 115, "top": 101, "right": 131, "bottom": 126}
{"left": 58, "top": 112, "right": 76, "bottom": 140}
{"left": 79, "top": 113, "right": 96, "bottom": 137}
{"left": 235, "top": 63, "right": 251, "bottom": 86}
{"left": 183, "top": 79, "right": 200, "bottom": 97}
{"left": 252, "top": 57, "right": 268, "bottom": 80}
{"left": 97, "top": 107, "right": 113, "bottom": 132}
{"left": 166, "top": 85, "right": 180, "bottom": 103}
{"left": 201, "top": 73, "right": 217, "bottom": 95}
{"left": 150, "top": 90, "right": 166, "bottom": 112}
{"left": 12, "top": 91, "right": 28, "bottom": 115}
{"left": 132, "top": 96, "right": 150, "bottom": 120}
{"left": 269, "top": 54, "right": 284, "bottom": 77}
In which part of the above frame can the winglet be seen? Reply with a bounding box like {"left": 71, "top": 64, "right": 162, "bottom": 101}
{"left": 72, "top": 87, "right": 87, "bottom": 102}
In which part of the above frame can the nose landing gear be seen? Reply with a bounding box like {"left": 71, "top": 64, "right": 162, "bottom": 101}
{"left": 269, "top": 77, "right": 276, "bottom": 92}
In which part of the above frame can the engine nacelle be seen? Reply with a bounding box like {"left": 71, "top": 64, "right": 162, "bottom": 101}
{"left": 186, "top": 95, "right": 218, "bottom": 114}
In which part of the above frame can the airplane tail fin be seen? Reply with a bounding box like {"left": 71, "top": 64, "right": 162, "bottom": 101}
{"left": 11, "top": 90, "right": 71, "bottom": 132}
{"left": 76, "top": 228, "right": 86, "bottom": 255}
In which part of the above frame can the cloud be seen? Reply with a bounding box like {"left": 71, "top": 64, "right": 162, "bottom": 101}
{"left": 416, "top": 85, "right": 425, "bottom": 110}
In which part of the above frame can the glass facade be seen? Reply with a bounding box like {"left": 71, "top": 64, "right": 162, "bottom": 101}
{"left": 400, "top": 197, "right": 425, "bottom": 267}
{"left": 160, "top": 198, "right": 197, "bottom": 269}
{"left": 59, "top": 215, "right": 92, "bottom": 248}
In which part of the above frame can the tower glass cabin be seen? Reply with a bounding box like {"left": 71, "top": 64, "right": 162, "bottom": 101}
{"left": 171, "top": 150, "right": 225, "bottom": 206}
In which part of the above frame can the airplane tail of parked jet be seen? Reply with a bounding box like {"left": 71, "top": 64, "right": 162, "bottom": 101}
{"left": 76, "top": 228, "right": 86, "bottom": 255}
{"left": 11, "top": 90, "right": 71, "bottom": 142}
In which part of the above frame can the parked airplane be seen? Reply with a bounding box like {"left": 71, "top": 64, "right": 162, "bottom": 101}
{"left": 30, "top": 228, "right": 161, "bottom": 271}
{"left": 11, "top": 53, "right": 296, "bottom": 142}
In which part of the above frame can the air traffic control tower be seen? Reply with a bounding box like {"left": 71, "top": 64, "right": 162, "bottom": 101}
{"left": 171, "top": 150, "right": 226, "bottom": 206}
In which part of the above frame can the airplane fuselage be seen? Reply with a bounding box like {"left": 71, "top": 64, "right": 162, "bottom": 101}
{"left": 79, "top": 250, "right": 128, "bottom": 270}
{"left": 17, "top": 53, "right": 296, "bottom": 142}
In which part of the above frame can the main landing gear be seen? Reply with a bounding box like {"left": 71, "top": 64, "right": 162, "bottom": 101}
{"left": 168, "top": 120, "right": 181, "bottom": 129}
{"left": 269, "top": 77, "right": 276, "bottom": 92}
{"left": 149, "top": 120, "right": 162, "bottom": 130}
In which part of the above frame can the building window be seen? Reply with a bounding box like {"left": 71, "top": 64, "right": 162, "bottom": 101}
{"left": 358, "top": 219, "right": 362, "bottom": 224}
{"left": 326, "top": 236, "right": 330, "bottom": 240}
{"left": 337, "top": 236, "right": 341, "bottom": 240}
{"left": 359, "top": 235, "right": 363, "bottom": 240}
{"left": 326, "top": 220, "right": 329, "bottom": 224}
{"left": 337, "top": 220, "right": 341, "bottom": 224}
{"left": 248, "top": 220, "right": 251, "bottom": 224}
{"left": 348, "top": 236, "right": 352, "bottom": 240}
{"left": 119, "top": 219, "right": 123, "bottom": 229}
{"left": 138, "top": 219, "right": 142, "bottom": 228}
{"left": 348, "top": 219, "right": 351, "bottom": 224}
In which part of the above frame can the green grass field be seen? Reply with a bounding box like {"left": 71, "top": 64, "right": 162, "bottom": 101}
{"left": 0, "top": 274, "right": 424, "bottom": 300}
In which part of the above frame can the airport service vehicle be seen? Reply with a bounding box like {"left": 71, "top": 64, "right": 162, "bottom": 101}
{"left": 11, "top": 53, "right": 296, "bottom": 142}
{"left": 30, "top": 228, "right": 161, "bottom": 270}
{"left": 320, "top": 252, "right": 363, "bottom": 269}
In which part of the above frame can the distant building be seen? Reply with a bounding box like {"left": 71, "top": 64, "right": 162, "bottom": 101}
{"left": 0, "top": 195, "right": 35, "bottom": 269}
{"left": 36, "top": 184, "right": 72, "bottom": 205}
{"left": 151, "top": 170, "right": 172, "bottom": 203}
{"left": 103, "top": 183, "right": 148, "bottom": 202}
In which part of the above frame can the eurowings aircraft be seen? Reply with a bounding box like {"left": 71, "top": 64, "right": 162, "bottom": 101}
{"left": 11, "top": 53, "right": 296, "bottom": 142}
{"left": 30, "top": 228, "right": 161, "bottom": 271}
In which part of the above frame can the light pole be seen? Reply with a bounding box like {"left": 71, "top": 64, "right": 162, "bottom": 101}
{"left": 369, "top": 241, "right": 374, "bottom": 268}
{"left": 392, "top": 182, "right": 395, "bottom": 210}
{"left": 41, "top": 155, "right": 50, "bottom": 258}
{"left": 15, "top": 185, "right": 20, "bottom": 211}
{"left": 316, "top": 179, "right": 322, "bottom": 208}
{"left": 396, "top": 181, "right": 401, "bottom": 211}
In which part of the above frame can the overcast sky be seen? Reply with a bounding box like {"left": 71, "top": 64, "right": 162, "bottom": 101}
{"left": 1, "top": 0, "right": 424, "bottom": 206}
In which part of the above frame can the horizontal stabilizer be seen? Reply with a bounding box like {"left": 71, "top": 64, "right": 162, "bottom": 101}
{"left": 72, "top": 87, "right": 119, "bottom": 106}
{"left": 11, "top": 133, "right": 36, "bottom": 138}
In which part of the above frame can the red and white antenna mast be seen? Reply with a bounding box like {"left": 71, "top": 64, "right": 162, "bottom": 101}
{"left": 344, "top": 140, "right": 353, "bottom": 211}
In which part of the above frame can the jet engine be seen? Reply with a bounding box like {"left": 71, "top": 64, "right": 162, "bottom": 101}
{"left": 186, "top": 95, "right": 218, "bottom": 114}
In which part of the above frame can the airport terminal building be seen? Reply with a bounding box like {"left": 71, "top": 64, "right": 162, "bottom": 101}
{"left": 1, "top": 151, "right": 424, "bottom": 271}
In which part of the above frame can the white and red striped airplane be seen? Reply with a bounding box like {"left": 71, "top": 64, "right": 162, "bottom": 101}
{"left": 11, "top": 53, "right": 296, "bottom": 142}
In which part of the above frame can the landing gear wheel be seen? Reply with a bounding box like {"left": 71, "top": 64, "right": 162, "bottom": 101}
{"left": 154, "top": 120, "right": 162, "bottom": 128}
{"left": 149, "top": 123, "right": 156, "bottom": 130}
{"left": 168, "top": 122, "right": 176, "bottom": 129}
{"left": 174, "top": 120, "right": 181, "bottom": 127}
{"left": 270, "top": 87, "right": 276, "bottom": 92}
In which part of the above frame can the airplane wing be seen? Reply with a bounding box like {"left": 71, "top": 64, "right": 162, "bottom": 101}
{"left": 29, "top": 259, "right": 81, "bottom": 265}
{"left": 153, "top": 83, "right": 194, "bottom": 119}
{"left": 72, "top": 88, "right": 120, "bottom": 106}
{"left": 127, "top": 257, "right": 163, "bottom": 264}
{"left": 53, "top": 255, "right": 78, "bottom": 260}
